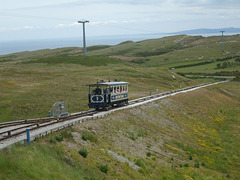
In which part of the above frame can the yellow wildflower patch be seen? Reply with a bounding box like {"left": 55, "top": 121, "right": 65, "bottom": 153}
{"left": 192, "top": 117, "right": 197, "bottom": 121}
{"left": 184, "top": 174, "right": 193, "bottom": 180}
{"left": 184, "top": 131, "right": 190, "bottom": 136}
{"left": 188, "top": 167, "right": 194, "bottom": 172}
{"left": 164, "top": 144, "right": 179, "bottom": 151}
{"left": 214, "top": 117, "right": 224, "bottom": 123}
{"left": 7, "top": 81, "right": 17, "bottom": 84}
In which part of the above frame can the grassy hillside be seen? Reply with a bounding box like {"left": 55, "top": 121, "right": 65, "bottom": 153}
{"left": 87, "top": 34, "right": 240, "bottom": 74}
{"left": 1, "top": 34, "right": 239, "bottom": 73}
{"left": 0, "top": 54, "right": 201, "bottom": 123}
{"left": 1, "top": 81, "right": 239, "bottom": 179}
{"left": 0, "top": 34, "right": 239, "bottom": 179}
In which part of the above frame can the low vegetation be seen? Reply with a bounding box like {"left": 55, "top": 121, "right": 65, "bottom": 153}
{"left": 79, "top": 148, "right": 88, "bottom": 158}
{"left": 0, "top": 34, "right": 239, "bottom": 179}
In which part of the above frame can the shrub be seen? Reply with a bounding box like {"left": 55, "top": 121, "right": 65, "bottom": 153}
{"left": 129, "top": 132, "right": 137, "bottom": 141}
{"left": 135, "top": 159, "right": 145, "bottom": 168}
{"left": 81, "top": 131, "right": 98, "bottom": 143}
{"left": 194, "top": 160, "right": 200, "bottom": 168}
{"left": 189, "top": 155, "right": 193, "bottom": 160}
{"left": 55, "top": 135, "right": 63, "bottom": 142}
{"left": 146, "top": 152, "right": 151, "bottom": 157}
{"left": 98, "top": 164, "right": 109, "bottom": 174}
{"left": 61, "top": 130, "right": 73, "bottom": 140}
{"left": 137, "top": 129, "right": 147, "bottom": 137}
{"left": 79, "top": 148, "right": 88, "bottom": 158}
{"left": 82, "top": 133, "right": 88, "bottom": 141}
{"left": 50, "top": 138, "right": 56, "bottom": 144}
{"left": 184, "top": 163, "right": 189, "bottom": 167}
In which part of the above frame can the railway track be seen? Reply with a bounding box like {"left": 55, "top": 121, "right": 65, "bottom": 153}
{"left": 0, "top": 110, "right": 96, "bottom": 142}
{"left": 0, "top": 81, "right": 228, "bottom": 149}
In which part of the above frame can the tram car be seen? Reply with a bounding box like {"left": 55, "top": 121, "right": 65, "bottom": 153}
{"left": 87, "top": 80, "right": 129, "bottom": 110}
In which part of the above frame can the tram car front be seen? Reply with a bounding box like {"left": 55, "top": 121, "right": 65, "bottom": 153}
{"left": 87, "top": 80, "right": 129, "bottom": 110}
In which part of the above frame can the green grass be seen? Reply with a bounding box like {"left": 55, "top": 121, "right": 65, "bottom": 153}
{"left": 87, "top": 34, "right": 240, "bottom": 74}
{"left": 0, "top": 143, "right": 102, "bottom": 180}
{"left": 24, "top": 55, "right": 121, "bottom": 66}
{"left": 0, "top": 69, "right": 239, "bottom": 179}
{"left": 0, "top": 54, "right": 199, "bottom": 122}
{"left": 81, "top": 130, "right": 98, "bottom": 143}
{"left": 0, "top": 35, "right": 239, "bottom": 179}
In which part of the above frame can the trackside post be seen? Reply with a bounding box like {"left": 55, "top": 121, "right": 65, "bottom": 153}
{"left": 26, "top": 128, "right": 30, "bottom": 144}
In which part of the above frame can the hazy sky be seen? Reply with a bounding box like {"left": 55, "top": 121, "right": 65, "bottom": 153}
{"left": 0, "top": 0, "right": 239, "bottom": 41}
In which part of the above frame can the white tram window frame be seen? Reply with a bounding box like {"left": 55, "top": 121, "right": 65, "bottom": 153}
{"left": 112, "top": 86, "right": 116, "bottom": 93}
{"left": 117, "top": 86, "right": 120, "bottom": 93}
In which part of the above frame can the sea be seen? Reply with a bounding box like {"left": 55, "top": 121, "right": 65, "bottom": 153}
{"left": 0, "top": 32, "right": 237, "bottom": 55}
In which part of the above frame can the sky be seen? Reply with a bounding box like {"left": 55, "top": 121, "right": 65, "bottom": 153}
{"left": 0, "top": 0, "right": 240, "bottom": 41}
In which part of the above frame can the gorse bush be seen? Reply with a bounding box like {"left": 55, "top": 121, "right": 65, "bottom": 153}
{"left": 146, "top": 152, "right": 151, "bottom": 157}
{"left": 195, "top": 160, "right": 200, "bottom": 168}
{"left": 81, "top": 131, "right": 98, "bottom": 143}
{"left": 50, "top": 138, "right": 57, "bottom": 144}
{"left": 55, "top": 135, "right": 63, "bottom": 142}
{"left": 97, "top": 164, "right": 109, "bottom": 174}
{"left": 129, "top": 132, "right": 137, "bottom": 141}
{"left": 79, "top": 148, "right": 88, "bottom": 158}
{"left": 135, "top": 159, "right": 145, "bottom": 168}
{"left": 61, "top": 130, "right": 73, "bottom": 140}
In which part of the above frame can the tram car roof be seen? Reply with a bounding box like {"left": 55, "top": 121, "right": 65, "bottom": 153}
{"left": 87, "top": 81, "right": 129, "bottom": 87}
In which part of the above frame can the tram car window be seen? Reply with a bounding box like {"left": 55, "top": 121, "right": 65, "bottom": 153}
{"left": 87, "top": 80, "right": 129, "bottom": 110}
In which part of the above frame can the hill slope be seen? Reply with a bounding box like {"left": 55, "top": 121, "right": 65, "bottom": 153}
{"left": 1, "top": 81, "right": 239, "bottom": 179}
{"left": 0, "top": 53, "right": 199, "bottom": 122}
{"left": 90, "top": 34, "right": 240, "bottom": 70}
{"left": 0, "top": 34, "right": 239, "bottom": 179}
{"left": 1, "top": 34, "right": 239, "bottom": 74}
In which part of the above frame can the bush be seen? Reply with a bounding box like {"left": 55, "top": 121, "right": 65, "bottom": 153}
{"left": 82, "top": 133, "right": 88, "bottom": 141}
{"left": 135, "top": 159, "right": 145, "bottom": 168}
{"left": 137, "top": 129, "right": 147, "bottom": 137}
{"left": 184, "top": 163, "right": 189, "bottom": 167}
{"left": 98, "top": 164, "right": 109, "bottom": 174}
{"left": 81, "top": 131, "right": 98, "bottom": 143}
{"left": 146, "top": 152, "right": 151, "bottom": 157}
{"left": 55, "top": 135, "right": 63, "bottom": 142}
{"left": 61, "top": 130, "right": 73, "bottom": 140}
{"left": 129, "top": 132, "right": 137, "bottom": 141}
{"left": 79, "top": 148, "right": 88, "bottom": 158}
{"left": 50, "top": 138, "right": 57, "bottom": 144}
{"left": 194, "top": 160, "right": 200, "bottom": 168}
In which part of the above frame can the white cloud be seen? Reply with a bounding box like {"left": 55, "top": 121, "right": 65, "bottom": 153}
{"left": 23, "top": 26, "right": 34, "bottom": 29}
{"left": 0, "top": 25, "right": 37, "bottom": 32}
{"left": 55, "top": 22, "right": 81, "bottom": 28}
{"left": 0, "top": 0, "right": 240, "bottom": 40}
{"left": 55, "top": 20, "right": 138, "bottom": 28}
